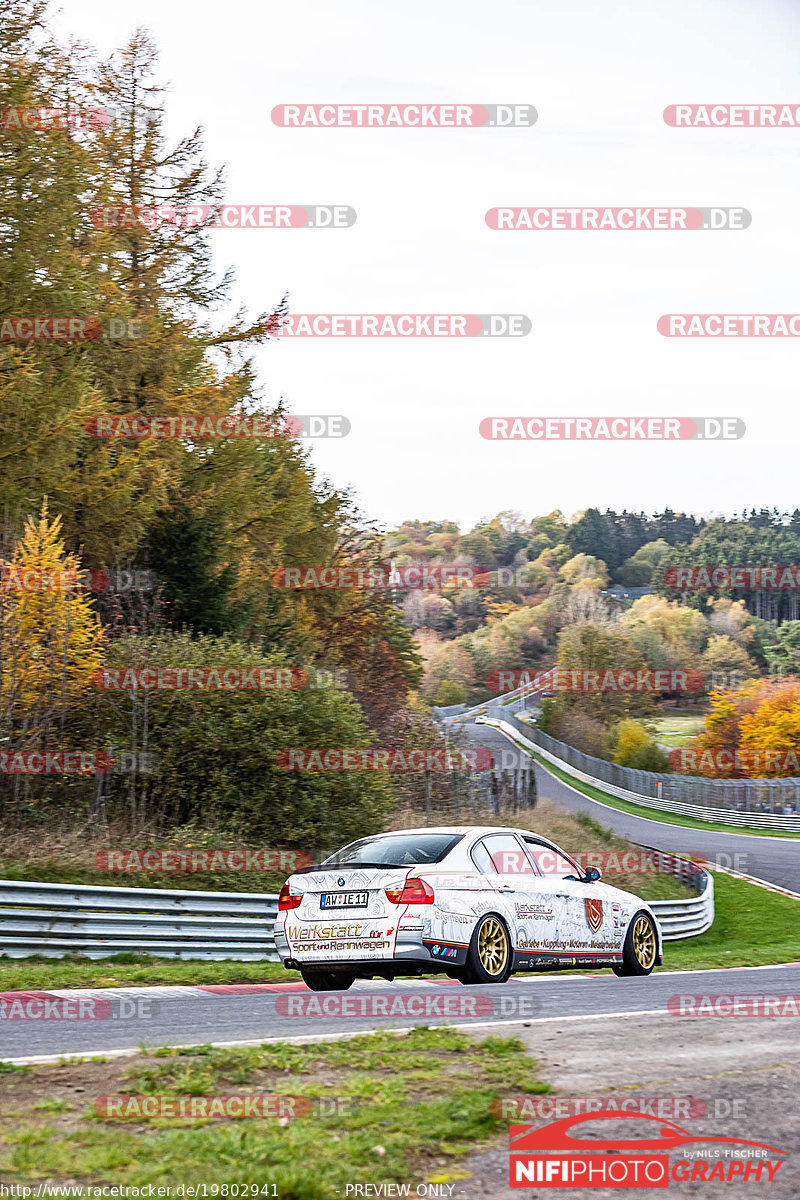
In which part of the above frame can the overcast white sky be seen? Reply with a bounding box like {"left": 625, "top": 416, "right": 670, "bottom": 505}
{"left": 54, "top": 0, "right": 800, "bottom": 531}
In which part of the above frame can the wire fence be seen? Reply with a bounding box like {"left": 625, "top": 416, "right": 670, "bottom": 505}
{"left": 490, "top": 708, "right": 800, "bottom": 830}
{"left": 391, "top": 754, "right": 538, "bottom": 826}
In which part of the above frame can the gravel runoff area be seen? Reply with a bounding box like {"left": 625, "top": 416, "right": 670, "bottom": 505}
{"left": 454, "top": 1012, "right": 799, "bottom": 1199}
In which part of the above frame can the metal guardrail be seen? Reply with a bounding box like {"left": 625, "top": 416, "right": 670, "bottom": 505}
{"left": 643, "top": 848, "right": 715, "bottom": 941}
{"left": 432, "top": 703, "right": 469, "bottom": 720}
{"left": 0, "top": 859, "right": 710, "bottom": 958}
{"left": 478, "top": 715, "right": 715, "bottom": 940}
{"left": 0, "top": 865, "right": 710, "bottom": 958}
{"left": 0, "top": 880, "right": 279, "bottom": 960}
{"left": 437, "top": 679, "right": 548, "bottom": 725}
{"left": 480, "top": 707, "right": 800, "bottom": 831}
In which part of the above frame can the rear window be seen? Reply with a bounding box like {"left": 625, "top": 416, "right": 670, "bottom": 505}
{"left": 321, "top": 833, "right": 462, "bottom": 867}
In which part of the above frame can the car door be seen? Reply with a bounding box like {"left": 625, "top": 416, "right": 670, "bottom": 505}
{"left": 472, "top": 833, "right": 557, "bottom": 960}
{"left": 469, "top": 833, "right": 533, "bottom": 934}
{"left": 520, "top": 836, "right": 622, "bottom": 964}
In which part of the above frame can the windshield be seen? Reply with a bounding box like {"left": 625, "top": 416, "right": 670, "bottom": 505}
{"left": 321, "top": 833, "right": 462, "bottom": 867}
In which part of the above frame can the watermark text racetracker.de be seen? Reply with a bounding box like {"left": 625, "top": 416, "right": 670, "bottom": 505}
{"left": 275, "top": 314, "right": 530, "bottom": 337}
{"left": 275, "top": 992, "right": 539, "bottom": 1019}
{"left": 665, "top": 565, "right": 800, "bottom": 588}
{"left": 0, "top": 750, "right": 157, "bottom": 776}
{"left": 96, "top": 1095, "right": 310, "bottom": 1120}
{"left": 486, "top": 206, "right": 750, "bottom": 230}
{"left": 486, "top": 667, "right": 704, "bottom": 694}
{"left": 493, "top": 1095, "right": 746, "bottom": 1121}
{"left": 271, "top": 103, "right": 536, "bottom": 127}
{"left": 0, "top": 566, "right": 155, "bottom": 594}
{"left": 421, "top": 850, "right": 748, "bottom": 880}
{"left": 89, "top": 205, "right": 355, "bottom": 230}
{"left": 92, "top": 666, "right": 309, "bottom": 691}
{"left": 480, "top": 417, "right": 745, "bottom": 440}
{"left": 664, "top": 104, "right": 800, "bottom": 126}
{"left": 276, "top": 747, "right": 493, "bottom": 771}
{"left": 272, "top": 564, "right": 490, "bottom": 589}
{"left": 669, "top": 993, "right": 800, "bottom": 1016}
{"left": 95, "top": 848, "right": 312, "bottom": 873}
{"left": 0, "top": 993, "right": 157, "bottom": 1020}
{"left": 659, "top": 314, "right": 800, "bottom": 337}
{"left": 668, "top": 748, "right": 800, "bottom": 774}
{"left": 84, "top": 415, "right": 349, "bottom": 439}
{"left": 1, "top": 317, "right": 144, "bottom": 341}
{"left": 93, "top": 1093, "right": 430, "bottom": 1123}
{"left": 0, "top": 104, "right": 112, "bottom": 130}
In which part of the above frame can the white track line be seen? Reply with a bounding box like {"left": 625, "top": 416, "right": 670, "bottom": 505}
{"left": 1, "top": 1009, "right": 674, "bottom": 1067}
{"left": 7, "top": 964, "right": 800, "bottom": 1066}
{"left": 7, "top": 960, "right": 795, "bottom": 1004}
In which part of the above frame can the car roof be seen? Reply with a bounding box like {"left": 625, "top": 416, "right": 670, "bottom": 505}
{"left": 363, "top": 826, "right": 537, "bottom": 838}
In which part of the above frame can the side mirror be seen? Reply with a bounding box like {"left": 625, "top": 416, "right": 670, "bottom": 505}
{"left": 583, "top": 866, "right": 602, "bottom": 883}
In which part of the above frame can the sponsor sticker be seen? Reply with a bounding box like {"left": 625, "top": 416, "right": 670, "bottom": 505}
{"left": 584, "top": 898, "right": 604, "bottom": 934}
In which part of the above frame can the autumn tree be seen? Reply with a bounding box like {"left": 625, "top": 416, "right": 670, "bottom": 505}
{"left": 610, "top": 719, "right": 668, "bottom": 771}
{"left": 686, "top": 679, "right": 800, "bottom": 777}
{"left": 555, "top": 623, "right": 654, "bottom": 723}
{"left": 0, "top": 504, "right": 103, "bottom": 809}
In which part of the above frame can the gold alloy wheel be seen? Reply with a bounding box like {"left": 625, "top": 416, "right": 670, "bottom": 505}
{"left": 632, "top": 915, "right": 657, "bottom": 970}
{"left": 477, "top": 917, "right": 509, "bottom": 976}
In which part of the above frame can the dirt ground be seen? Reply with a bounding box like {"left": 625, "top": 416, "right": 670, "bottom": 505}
{"left": 455, "top": 1013, "right": 800, "bottom": 1199}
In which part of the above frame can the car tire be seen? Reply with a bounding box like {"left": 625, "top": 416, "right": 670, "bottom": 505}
{"left": 458, "top": 914, "right": 512, "bottom": 985}
{"left": 300, "top": 969, "right": 355, "bottom": 992}
{"left": 612, "top": 911, "right": 658, "bottom": 977}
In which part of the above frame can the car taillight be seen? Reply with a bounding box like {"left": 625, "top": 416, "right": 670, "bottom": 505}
{"left": 278, "top": 883, "right": 303, "bottom": 911}
{"left": 385, "top": 878, "right": 435, "bottom": 905}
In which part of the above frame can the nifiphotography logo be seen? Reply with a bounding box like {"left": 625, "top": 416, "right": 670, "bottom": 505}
{"left": 508, "top": 1112, "right": 785, "bottom": 1188}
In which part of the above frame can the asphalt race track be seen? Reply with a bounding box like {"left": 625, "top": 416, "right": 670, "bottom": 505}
{"left": 3, "top": 713, "right": 798, "bottom": 1064}
{"left": 2, "top": 964, "right": 799, "bottom": 1063}
{"left": 2, "top": 728, "right": 798, "bottom": 1199}
{"left": 460, "top": 718, "right": 800, "bottom": 892}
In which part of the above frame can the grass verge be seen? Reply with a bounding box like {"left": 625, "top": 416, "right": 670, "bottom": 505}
{"left": 0, "top": 1028, "right": 547, "bottom": 1195}
{"left": 660, "top": 870, "right": 800, "bottom": 971}
{"left": 0, "top": 857, "right": 289, "bottom": 894}
{"left": 649, "top": 715, "right": 706, "bottom": 747}
{"left": 0, "top": 955, "right": 297, "bottom": 991}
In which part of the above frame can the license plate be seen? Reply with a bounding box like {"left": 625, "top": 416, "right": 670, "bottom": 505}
{"left": 320, "top": 891, "right": 368, "bottom": 909}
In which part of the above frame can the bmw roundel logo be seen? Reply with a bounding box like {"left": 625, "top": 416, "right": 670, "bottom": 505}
{"left": 338, "top": 877, "right": 345, "bottom": 886}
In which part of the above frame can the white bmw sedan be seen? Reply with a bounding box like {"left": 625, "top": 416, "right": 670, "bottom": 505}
{"left": 274, "top": 825, "right": 662, "bottom": 991}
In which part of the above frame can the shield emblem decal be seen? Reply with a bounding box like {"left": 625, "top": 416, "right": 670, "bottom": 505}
{"left": 584, "top": 897, "right": 603, "bottom": 934}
